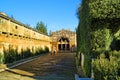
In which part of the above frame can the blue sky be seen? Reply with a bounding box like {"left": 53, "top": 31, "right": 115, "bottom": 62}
{"left": 0, "top": 0, "right": 81, "bottom": 33}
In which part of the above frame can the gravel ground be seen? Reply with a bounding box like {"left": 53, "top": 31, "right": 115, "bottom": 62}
{"left": 0, "top": 53, "right": 76, "bottom": 80}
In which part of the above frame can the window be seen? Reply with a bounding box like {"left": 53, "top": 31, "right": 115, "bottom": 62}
{"left": 15, "top": 26, "right": 18, "bottom": 29}
{"left": 0, "top": 19, "right": 2, "bottom": 24}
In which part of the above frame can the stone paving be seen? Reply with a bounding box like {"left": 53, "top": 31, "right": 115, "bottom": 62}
{"left": 0, "top": 53, "right": 76, "bottom": 80}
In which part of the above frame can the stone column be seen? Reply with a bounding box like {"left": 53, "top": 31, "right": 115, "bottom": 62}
{"left": 60, "top": 40, "right": 63, "bottom": 51}
{"left": 65, "top": 44, "right": 67, "bottom": 51}
{"left": 61, "top": 44, "right": 63, "bottom": 51}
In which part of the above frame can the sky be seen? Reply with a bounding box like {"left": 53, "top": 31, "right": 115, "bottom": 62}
{"left": 0, "top": 0, "right": 81, "bottom": 33}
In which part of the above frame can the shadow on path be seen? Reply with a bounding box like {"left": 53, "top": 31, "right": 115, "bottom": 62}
{"left": 0, "top": 53, "right": 76, "bottom": 80}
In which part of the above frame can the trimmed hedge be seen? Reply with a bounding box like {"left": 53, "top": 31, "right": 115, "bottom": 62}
{"left": 83, "top": 54, "right": 91, "bottom": 77}
{"left": 77, "top": 0, "right": 120, "bottom": 78}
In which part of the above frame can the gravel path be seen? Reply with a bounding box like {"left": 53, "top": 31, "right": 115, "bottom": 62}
{"left": 0, "top": 53, "right": 76, "bottom": 80}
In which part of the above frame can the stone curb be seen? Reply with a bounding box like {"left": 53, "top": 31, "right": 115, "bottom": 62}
{"left": 75, "top": 74, "right": 94, "bottom": 80}
{"left": 0, "top": 53, "right": 47, "bottom": 72}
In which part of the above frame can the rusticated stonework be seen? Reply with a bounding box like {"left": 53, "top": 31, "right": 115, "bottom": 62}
{"left": 0, "top": 12, "right": 51, "bottom": 54}
{"left": 50, "top": 29, "right": 76, "bottom": 52}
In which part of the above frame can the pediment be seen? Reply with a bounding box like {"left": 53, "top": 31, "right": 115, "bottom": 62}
{"left": 50, "top": 29, "right": 76, "bottom": 42}
{"left": 50, "top": 29, "right": 75, "bottom": 36}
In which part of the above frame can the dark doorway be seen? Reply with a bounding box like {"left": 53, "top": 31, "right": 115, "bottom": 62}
{"left": 58, "top": 37, "right": 70, "bottom": 52}
{"left": 67, "top": 44, "right": 70, "bottom": 50}
{"left": 58, "top": 44, "right": 61, "bottom": 50}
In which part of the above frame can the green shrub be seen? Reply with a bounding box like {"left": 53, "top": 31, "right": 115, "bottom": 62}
{"left": 110, "top": 51, "right": 120, "bottom": 58}
{"left": 4, "top": 48, "right": 18, "bottom": 63}
{"left": 110, "top": 51, "right": 120, "bottom": 76}
{"left": 0, "top": 52, "right": 4, "bottom": 64}
{"left": 1, "top": 46, "right": 49, "bottom": 64}
{"left": 93, "top": 53, "right": 119, "bottom": 80}
{"left": 77, "top": 0, "right": 120, "bottom": 78}
{"left": 44, "top": 46, "right": 49, "bottom": 53}
{"left": 22, "top": 48, "right": 31, "bottom": 58}
{"left": 35, "top": 48, "right": 43, "bottom": 55}
{"left": 83, "top": 54, "right": 92, "bottom": 77}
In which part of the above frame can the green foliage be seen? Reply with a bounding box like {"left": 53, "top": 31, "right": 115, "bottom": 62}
{"left": 35, "top": 21, "right": 48, "bottom": 35}
{"left": 110, "top": 50, "right": 120, "bottom": 58}
{"left": 89, "top": 0, "right": 120, "bottom": 33}
{"left": 0, "top": 46, "right": 49, "bottom": 64}
{"left": 77, "top": 0, "right": 120, "bottom": 78}
{"left": 83, "top": 54, "right": 91, "bottom": 77}
{"left": 21, "top": 48, "right": 31, "bottom": 58}
{"left": 110, "top": 51, "right": 120, "bottom": 76}
{"left": 4, "top": 48, "right": 18, "bottom": 63}
{"left": 35, "top": 47, "right": 44, "bottom": 55}
{"left": 110, "top": 38, "right": 120, "bottom": 51}
{"left": 93, "top": 53, "right": 119, "bottom": 80}
{"left": 10, "top": 15, "right": 15, "bottom": 19}
{"left": 0, "top": 52, "right": 4, "bottom": 64}
{"left": 77, "top": 0, "right": 93, "bottom": 77}
{"left": 89, "top": 0, "right": 120, "bottom": 19}
{"left": 44, "top": 46, "right": 49, "bottom": 53}
{"left": 91, "top": 29, "right": 106, "bottom": 51}
{"left": 91, "top": 28, "right": 113, "bottom": 53}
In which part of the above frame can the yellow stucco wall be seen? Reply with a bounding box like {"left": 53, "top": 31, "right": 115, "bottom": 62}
{"left": 0, "top": 12, "right": 51, "bottom": 54}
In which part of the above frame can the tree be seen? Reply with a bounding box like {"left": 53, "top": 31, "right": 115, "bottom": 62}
{"left": 35, "top": 21, "right": 48, "bottom": 35}
{"left": 11, "top": 15, "right": 15, "bottom": 19}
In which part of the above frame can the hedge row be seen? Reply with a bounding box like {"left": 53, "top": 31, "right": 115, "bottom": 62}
{"left": 0, "top": 46, "right": 49, "bottom": 64}
{"left": 77, "top": 0, "right": 120, "bottom": 79}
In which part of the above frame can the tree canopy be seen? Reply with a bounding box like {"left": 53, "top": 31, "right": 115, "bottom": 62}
{"left": 35, "top": 22, "right": 48, "bottom": 35}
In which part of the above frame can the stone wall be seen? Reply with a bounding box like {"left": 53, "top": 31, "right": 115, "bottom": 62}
{"left": 50, "top": 29, "right": 76, "bottom": 52}
{"left": 0, "top": 12, "right": 51, "bottom": 54}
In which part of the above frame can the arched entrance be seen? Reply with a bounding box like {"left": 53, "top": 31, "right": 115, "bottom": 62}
{"left": 58, "top": 37, "right": 70, "bottom": 52}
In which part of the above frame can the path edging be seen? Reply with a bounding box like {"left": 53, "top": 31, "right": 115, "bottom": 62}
{"left": 0, "top": 53, "right": 47, "bottom": 72}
